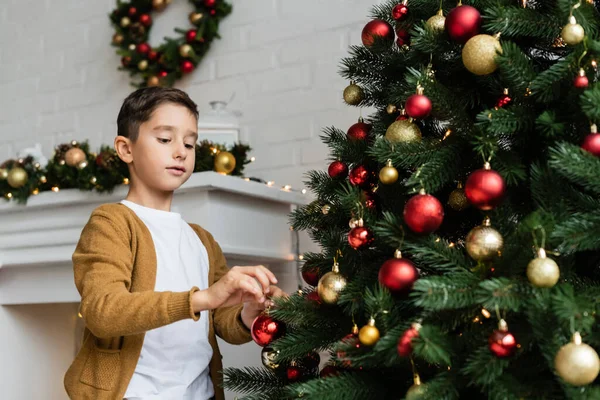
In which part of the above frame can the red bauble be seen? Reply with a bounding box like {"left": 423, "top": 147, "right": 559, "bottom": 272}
{"left": 121, "top": 56, "right": 132, "bottom": 67}
{"left": 148, "top": 50, "right": 158, "bottom": 61}
{"left": 287, "top": 365, "right": 302, "bottom": 382}
{"left": 405, "top": 94, "right": 432, "bottom": 119}
{"left": 307, "top": 291, "right": 321, "bottom": 303}
{"left": 128, "top": 7, "right": 137, "bottom": 16}
{"left": 328, "top": 160, "right": 348, "bottom": 179}
{"left": 396, "top": 113, "right": 409, "bottom": 121}
{"left": 251, "top": 314, "right": 285, "bottom": 347}
{"left": 465, "top": 167, "right": 506, "bottom": 210}
{"left": 204, "top": 0, "right": 217, "bottom": 7}
{"left": 574, "top": 74, "right": 589, "bottom": 88}
{"left": 445, "top": 5, "right": 481, "bottom": 43}
{"left": 495, "top": 94, "right": 512, "bottom": 109}
{"left": 186, "top": 29, "right": 198, "bottom": 43}
{"left": 582, "top": 134, "right": 600, "bottom": 157}
{"left": 397, "top": 325, "right": 420, "bottom": 357}
{"left": 136, "top": 43, "right": 150, "bottom": 54}
{"left": 349, "top": 165, "right": 371, "bottom": 187}
{"left": 396, "top": 28, "right": 410, "bottom": 46}
{"left": 392, "top": 3, "right": 409, "bottom": 20}
{"left": 347, "top": 120, "right": 372, "bottom": 141}
{"left": 302, "top": 267, "right": 320, "bottom": 286}
{"left": 348, "top": 226, "right": 374, "bottom": 250}
{"left": 489, "top": 329, "right": 517, "bottom": 358}
{"left": 320, "top": 365, "right": 340, "bottom": 378}
{"left": 403, "top": 193, "right": 444, "bottom": 234}
{"left": 181, "top": 60, "right": 195, "bottom": 74}
{"left": 139, "top": 14, "right": 152, "bottom": 27}
{"left": 361, "top": 19, "right": 395, "bottom": 47}
{"left": 378, "top": 257, "right": 419, "bottom": 294}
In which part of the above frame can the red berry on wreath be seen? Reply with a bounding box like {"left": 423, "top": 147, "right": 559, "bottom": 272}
{"left": 186, "top": 29, "right": 198, "bottom": 43}
{"left": 181, "top": 60, "right": 195, "bottom": 74}
{"left": 139, "top": 14, "right": 152, "bottom": 27}
{"left": 204, "top": 0, "right": 217, "bottom": 7}
{"left": 392, "top": 2, "right": 409, "bottom": 21}
{"left": 136, "top": 43, "right": 150, "bottom": 54}
{"left": 396, "top": 28, "right": 410, "bottom": 47}
{"left": 158, "top": 70, "right": 168, "bottom": 78}
{"left": 148, "top": 50, "right": 158, "bottom": 61}
{"left": 128, "top": 7, "right": 137, "bottom": 17}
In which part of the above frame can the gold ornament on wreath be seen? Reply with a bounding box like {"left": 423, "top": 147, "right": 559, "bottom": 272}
{"left": 214, "top": 150, "right": 236, "bottom": 174}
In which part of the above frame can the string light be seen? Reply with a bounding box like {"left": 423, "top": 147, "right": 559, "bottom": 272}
{"left": 267, "top": 181, "right": 275, "bottom": 187}
{"left": 443, "top": 129, "right": 452, "bottom": 140}
{"left": 123, "top": 177, "right": 130, "bottom": 185}
{"left": 6, "top": 193, "right": 12, "bottom": 199}
{"left": 51, "top": 186, "right": 60, "bottom": 192}
{"left": 282, "top": 185, "right": 292, "bottom": 191}
{"left": 481, "top": 308, "right": 492, "bottom": 318}
{"left": 32, "top": 188, "right": 39, "bottom": 195}
{"left": 250, "top": 157, "right": 256, "bottom": 162}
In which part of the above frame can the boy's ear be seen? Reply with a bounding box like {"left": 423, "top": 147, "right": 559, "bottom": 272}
{"left": 114, "top": 136, "right": 134, "bottom": 164}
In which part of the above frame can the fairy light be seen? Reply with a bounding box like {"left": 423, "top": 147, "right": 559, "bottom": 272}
{"left": 592, "top": 59, "right": 598, "bottom": 71}
{"left": 301, "top": 189, "right": 307, "bottom": 194}
{"left": 282, "top": 185, "right": 292, "bottom": 191}
{"left": 298, "top": 254, "right": 304, "bottom": 260}
{"left": 123, "top": 177, "right": 130, "bottom": 185}
{"left": 443, "top": 129, "right": 452, "bottom": 140}
{"left": 51, "top": 186, "right": 60, "bottom": 192}
{"left": 481, "top": 308, "right": 491, "bottom": 318}
{"left": 40, "top": 175, "right": 47, "bottom": 183}
{"left": 6, "top": 193, "right": 12, "bottom": 199}
{"left": 32, "top": 188, "right": 39, "bottom": 195}
{"left": 250, "top": 157, "right": 256, "bottom": 162}
{"left": 267, "top": 181, "right": 275, "bottom": 187}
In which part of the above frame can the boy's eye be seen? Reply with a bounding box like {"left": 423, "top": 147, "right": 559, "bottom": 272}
{"left": 185, "top": 144, "right": 195, "bottom": 149}
{"left": 158, "top": 138, "right": 170, "bottom": 144}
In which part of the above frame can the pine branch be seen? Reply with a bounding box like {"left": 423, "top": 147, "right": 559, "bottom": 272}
{"left": 222, "top": 367, "right": 285, "bottom": 395}
{"left": 402, "top": 236, "right": 475, "bottom": 273}
{"left": 581, "top": 83, "right": 600, "bottom": 122}
{"left": 461, "top": 346, "right": 511, "bottom": 387}
{"left": 549, "top": 142, "right": 600, "bottom": 196}
{"left": 412, "top": 273, "right": 480, "bottom": 310}
{"left": 496, "top": 41, "right": 538, "bottom": 95}
{"left": 475, "top": 278, "right": 531, "bottom": 313}
{"left": 552, "top": 212, "right": 600, "bottom": 253}
{"left": 484, "top": 5, "right": 560, "bottom": 40}
{"left": 413, "top": 324, "right": 454, "bottom": 366}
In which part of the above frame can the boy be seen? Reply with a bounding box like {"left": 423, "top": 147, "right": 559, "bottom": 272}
{"left": 64, "top": 87, "right": 284, "bottom": 400}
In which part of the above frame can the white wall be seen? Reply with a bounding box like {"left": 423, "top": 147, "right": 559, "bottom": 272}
{"left": 0, "top": 0, "right": 378, "bottom": 398}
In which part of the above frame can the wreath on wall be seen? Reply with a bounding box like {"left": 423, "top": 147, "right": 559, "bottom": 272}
{"left": 110, "top": 0, "right": 232, "bottom": 88}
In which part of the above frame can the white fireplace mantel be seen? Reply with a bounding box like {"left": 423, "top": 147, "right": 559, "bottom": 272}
{"left": 0, "top": 172, "right": 309, "bottom": 305}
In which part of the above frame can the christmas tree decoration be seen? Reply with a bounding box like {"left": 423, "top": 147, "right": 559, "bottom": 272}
{"left": 403, "top": 189, "right": 445, "bottom": 234}
{"left": 128, "top": 6, "right": 137, "bottom": 16}
{"left": 347, "top": 117, "right": 372, "bottom": 141}
{"left": 465, "top": 162, "right": 506, "bottom": 210}
{"left": 426, "top": 9, "right": 446, "bottom": 32}
{"left": 582, "top": 124, "right": 600, "bottom": 157}
{"left": 181, "top": 60, "right": 195, "bottom": 74}
{"left": 378, "top": 250, "right": 419, "bottom": 294}
{"left": 120, "top": 16, "right": 131, "bottom": 27}
{"left": 112, "top": 33, "right": 124, "bottom": 45}
{"left": 386, "top": 104, "right": 397, "bottom": 114}
{"left": 152, "top": 0, "right": 168, "bottom": 11}
{"left": 495, "top": 88, "right": 512, "bottom": 109}
{"left": 328, "top": 160, "right": 348, "bottom": 179}
{"left": 489, "top": 319, "right": 518, "bottom": 358}
{"left": 65, "top": 147, "right": 86, "bottom": 168}
{"left": 302, "top": 266, "right": 320, "bottom": 286}
{"left": 362, "top": 190, "right": 377, "bottom": 210}
{"left": 287, "top": 362, "right": 303, "bottom": 382}
{"left": 137, "top": 60, "right": 148, "bottom": 71}
{"left": 466, "top": 217, "right": 504, "bottom": 261}
{"left": 361, "top": 19, "right": 394, "bottom": 47}
{"left": 343, "top": 81, "right": 364, "bottom": 105}
{"left": 189, "top": 11, "right": 203, "bottom": 24}
{"left": 349, "top": 217, "right": 360, "bottom": 228}
{"left": 397, "top": 322, "right": 421, "bottom": 357}
{"left": 307, "top": 290, "right": 321, "bottom": 303}
{"left": 396, "top": 108, "right": 409, "bottom": 121}
{"left": 139, "top": 13, "right": 152, "bottom": 27}
{"left": 359, "top": 317, "right": 380, "bottom": 346}
{"left": 392, "top": 1, "right": 409, "bottom": 21}
{"left": 348, "top": 224, "right": 374, "bottom": 250}
{"left": 462, "top": 34, "right": 502, "bottom": 76}
{"left": 406, "top": 374, "right": 426, "bottom": 400}
{"left": 261, "top": 346, "right": 280, "bottom": 371}
{"left": 554, "top": 332, "right": 600, "bottom": 386}
{"left": 527, "top": 248, "right": 560, "bottom": 288}
{"left": 349, "top": 165, "right": 371, "bottom": 187}
{"left": 321, "top": 204, "right": 331, "bottom": 215}
{"left": 574, "top": 68, "right": 589, "bottom": 88}
{"left": 147, "top": 76, "right": 161, "bottom": 87}
{"left": 136, "top": 43, "right": 151, "bottom": 54}
{"left": 251, "top": 314, "right": 286, "bottom": 347}
{"left": 448, "top": 182, "right": 469, "bottom": 211}
{"left": 405, "top": 86, "right": 432, "bottom": 119}
{"left": 385, "top": 119, "right": 422, "bottom": 143}
{"left": 179, "top": 44, "right": 193, "bottom": 58}
{"left": 0, "top": 168, "right": 8, "bottom": 180}
{"left": 121, "top": 56, "right": 132, "bottom": 67}
{"left": 214, "top": 151, "right": 236, "bottom": 174}
{"left": 7, "top": 167, "right": 28, "bottom": 189}
{"left": 319, "top": 365, "right": 340, "bottom": 378}
{"left": 561, "top": 15, "right": 585, "bottom": 46}
{"left": 186, "top": 29, "right": 198, "bottom": 42}
{"left": 317, "top": 260, "right": 347, "bottom": 305}
{"left": 379, "top": 159, "right": 398, "bottom": 185}
{"left": 396, "top": 28, "right": 411, "bottom": 47}
{"left": 445, "top": 3, "right": 482, "bottom": 43}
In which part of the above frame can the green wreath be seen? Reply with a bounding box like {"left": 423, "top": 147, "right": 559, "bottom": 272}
{"left": 110, "top": 0, "right": 232, "bottom": 88}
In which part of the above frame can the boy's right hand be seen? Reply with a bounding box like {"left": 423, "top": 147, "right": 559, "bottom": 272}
{"left": 191, "top": 265, "right": 277, "bottom": 313}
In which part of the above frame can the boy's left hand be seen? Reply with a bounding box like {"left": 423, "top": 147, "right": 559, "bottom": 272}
{"left": 240, "top": 285, "right": 287, "bottom": 329}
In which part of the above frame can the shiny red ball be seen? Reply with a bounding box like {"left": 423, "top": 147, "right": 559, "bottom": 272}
{"left": 392, "top": 3, "right": 409, "bottom": 20}
{"left": 210, "top": 9, "right": 216, "bottom": 15}
{"left": 158, "top": 70, "right": 168, "bottom": 78}
{"left": 251, "top": 314, "right": 285, "bottom": 347}
{"left": 361, "top": 19, "right": 395, "bottom": 47}
{"left": 582, "top": 133, "right": 600, "bottom": 157}
{"left": 347, "top": 121, "right": 372, "bottom": 141}
{"left": 397, "top": 326, "right": 420, "bottom": 357}
{"left": 349, "top": 165, "right": 371, "bottom": 187}
{"left": 445, "top": 5, "right": 481, "bottom": 43}
{"left": 181, "top": 60, "right": 195, "bottom": 74}
{"left": 348, "top": 226, "right": 374, "bottom": 250}
{"left": 307, "top": 291, "right": 321, "bottom": 303}
{"left": 405, "top": 94, "right": 432, "bottom": 119}
{"left": 495, "top": 94, "right": 512, "bottom": 109}
{"left": 465, "top": 168, "right": 506, "bottom": 210}
{"left": 128, "top": 7, "right": 137, "bottom": 16}
{"left": 287, "top": 365, "right": 302, "bottom": 382}
{"left": 489, "top": 329, "right": 517, "bottom": 358}
{"left": 403, "top": 193, "right": 444, "bottom": 234}
{"left": 378, "top": 258, "right": 419, "bottom": 294}
{"left": 136, "top": 43, "right": 150, "bottom": 54}
{"left": 302, "top": 267, "right": 320, "bottom": 286}
{"left": 139, "top": 14, "right": 152, "bottom": 27}
{"left": 328, "top": 160, "right": 348, "bottom": 179}
{"left": 396, "top": 28, "right": 410, "bottom": 46}
{"left": 320, "top": 365, "right": 340, "bottom": 378}
{"left": 186, "top": 29, "right": 198, "bottom": 43}
{"left": 204, "top": 0, "right": 217, "bottom": 7}
{"left": 574, "top": 74, "right": 589, "bottom": 88}
{"left": 148, "top": 50, "right": 158, "bottom": 61}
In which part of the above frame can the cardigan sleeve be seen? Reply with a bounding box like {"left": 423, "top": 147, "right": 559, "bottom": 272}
{"left": 74, "top": 210, "right": 200, "bottom": 339}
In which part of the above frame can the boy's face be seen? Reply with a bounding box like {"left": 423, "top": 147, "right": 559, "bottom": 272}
{"left": 121, "top": 103, "right": 198, "bottom": 193}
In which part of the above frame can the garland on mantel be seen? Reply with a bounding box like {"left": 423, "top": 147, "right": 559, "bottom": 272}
{"left": 0, "top": 140, "right": 251, "bottom": 205}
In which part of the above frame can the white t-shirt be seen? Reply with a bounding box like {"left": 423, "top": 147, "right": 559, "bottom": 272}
{"left": 121, "top": 200, "right": 214, "bottom": 400}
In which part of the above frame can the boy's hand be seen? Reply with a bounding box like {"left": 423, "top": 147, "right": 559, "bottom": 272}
{"left": 192, "top": 265, "right": 277, "bottom": 313}
{"left": 240, "top": 285, "right": 288, "bottom": 329}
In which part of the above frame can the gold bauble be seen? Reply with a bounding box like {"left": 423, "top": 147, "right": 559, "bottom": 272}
{"left": 128, "top": 43, "right": 136, "bottom": 51}
{"left": 261, "top": 346, "right": 280, "bottom": 371}
{"left": 120, "top": 16, "right": 131, "bottom": 28}
{"left": 385, "top": 120, "right": 421, "bottom": 143}
{"left": 386, "top": 104, "right": 397, "bottom": 114}
{"left": 152, "top": 0, "right": 167, "bottom": 11}
{"left": 7, "top": 167, "right": 28, "bottom": 188}
{"left": 561, "top": 17, "right": 585, "bottom": 46}
{"left": 179, "top": 44, "right": 193, "bottom": 58}
{"left": 147, "top": 76, "right": 160, "bottom": 87}
{"left": 112, "top": 33, "right": 124, "bottom": 45}
{"left": 343, "top": 81, "right": 364, "bottom": 105}
{"left": 462, "top": 34, "right": 502, "bottom": 76}
{"left": 426, "top": 9, "right": 446, "bottom": 33}
{"left": 555, "top": 332, "right": 600, "bottom": 386}
{"left": 406, "top": 382, "right": 427, "bottom": 400}
{"left": 65, "top": 147, "right": 86, "bottom": 167}
{"left": 0, "top": 168, "right": 8, "bottom": 181}
{"left": 138, "top": 60, "right": 148, "bottom": 71}
{"left": 321, "top": 204, "right": 331, "bottom": 215}
{"left": 448, "top": 185, "right": 469, "bottom": 211}
{"left": 379, "top": 159, "right": 398, "bottom": 185}
{"left": 189, "top": 12, "right": 204, "bottom": 24}
{"left": 317, "top": 263, "right": 347, "bottom": 305}
{"left": 214, "top": 151, "right": 236, "bottom": 174}
{"left": 527, "top": 248, "right": 560, "bottom": 288}
{"left": 358, "top": 318, "right": 380, "bottom": 346}
{"left": 466, "top": 218, "right": 503, "bottom": 261}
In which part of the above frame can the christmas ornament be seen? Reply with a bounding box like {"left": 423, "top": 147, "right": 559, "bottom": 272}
{"left": 448, "top": 182, "right": 469, "bottom": 211}
{"left": 7, "top": 167, "right": 28, "bottom": 189}
{"left": 445, "top": 3, "right": 481, "bottom": 43}
{"left": 349, "top": 217, "right": 360, "bottom": 229}
{"left": 181, "top": 60, "right": 195, "bottom": 74}
{"left": 582, "top": 124, "right": 600, "bottom": 157}
{"left": 152, "top": 0, "right": 168, "bottom": 11}
{"left": 121, "top": 56, "right": 132, "bottom": 67}
{"left": 128, "top": 6, "right": 137, "bottom": 16}
{"left": 348, "top": 225, "right": 374, "bottom": 250}
{"left": 147, "top": 76, "right": 160, "bottom": 87}
{"left": 359, "top": 318, "right": 380, "bottom": 346}
{"left": 214, "top": 151, "right": 236, "bottom": 174}
{"left": 554, "top": 332, "right": 600, "bottom": 386}
{"left": 179, "top": 44, "right": 193, "bottom": 58}
{"left": 403, "top": 190, "right": 444, "bottom": 234}
{"left": 347, "top": 118, "right": 372, "bottom": 141}
{"left": 204, "top": 0, "right": 217, "bottom": 7}
{"left": 65, "top": 147, "right": 86, "bottom": 167}
{"left": 396, "top": 108, "right": 408, "bottom": 121}
{"left": 129, "top": 22, "right": 147, "bottom": 42}
{"left": 378, "top": 250, "right": 419, "bottom": 294}
{"left": 396, "top": 28, "right": 410, "bottom": 47}
{"left": 495, "top": 88, "right": 512, "bottom": 109}
{"left": 317, "top": 261, "right": 347, "bottom": 305}
{"left": 112, "top": 33, "right": 124, "bottom": 45}
{"left": 385, "top": 119, "right": 422, "bottom": 143}
{"left": 561, "top": 16, "right": 585, "bottom": 46}
{"left": 405, "top": 86, "right": 432, "bottom": 119}
{"left": 465, "top": 163, "right": 506, "bottom": 210}
{"left": 386, "top": 104, "right": 397, "bottom": 114}
{"left": 261, "top": 346, "right": 280, "bottom": 370}
{"left": 307, "top": 290, "right": 321, "bottom": 303}
{"left": 406, "top": 374, "right": 426, "bottom": 400}
{"left": 349, "top": 165, "right": 371, "bottom": 187}
{"left": 138, "top": 60, "right": 148, "bottom": 71}
{"left": 392, "top": 1, "right": 409, "bottom": 21}
{"left": 186, "top": 29, "right": 198, "bottom": 43}
{"left": 489, "top": 319, "right": 517, "bottom": 358}
{"left": 343, "top": 81, "right": 364, "bottom": 105}
{"left": 137, "top": 43, "right": 150, "bottom": 54}
{"left": 189, "top": 12, "right": 204, "bottom": 24}
{"left": 398, "top": 323, "right": 421, "bottom": 357}
{"left": 159, "top": 70, "right": 168, "bottom": 78}
{"left": 302, "top": 352, "right": 321, "bottom": 371}
{"left": 527, "top": 248, "right": 560, "bottom": 288}
{"left": 251, "top": 314, "right": 285, "bottom": 347}
{"left": 462, "top": 34, "right": 502, "bottom": 76}
{"left": 120, "top": 16, "right": 131, "bottom": 28}
{"left": 148, "top": 50, "right": 158, "bottom": 61}
{"left": 302, "top": 266, "right": 320, "bottom": 286}
{"left": 426, "top": 9, "right": 446, "bottom": 32}
{"left": 320, "top": 365, "right": 340, "bottom": 378}
{"left": 287, "top": 363, "right": 302, "bottom": 382}
{"left": 466, "top": 217, "right": 503, "bottom": 261}
{"left": 361, "top": 19, "right": 394, "bottom": 47}
{"left": 139, "top": 14, "right": 152, "bottom": 27}
{"left": 0, "top": 168, "right": 8, "bottom": 180}
{"left": 574, "top": 68, "right": 589, "bottom": 88}
{"left": 321, "top": 204, "right": 331, "bottom": 215}
{"left": 362, "top": 190, "right": 377, "bottom": 210}
{"left": 379, "top": 159, "right": 398, "bottom": 185}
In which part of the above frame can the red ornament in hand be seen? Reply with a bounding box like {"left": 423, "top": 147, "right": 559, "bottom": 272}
{"left": 251, "top": 314, "right": 285, "bottom": 347}
{"left": 445, "top": 5, "right": 481, "bottom": 43}
{"left": 349, "top": 165, "right": 371, "bottom": 187}
{"left": 287, "top": 365, "right": 302, "bottom": 382}
{"left": 378, "top": 252, "right": 419, "bottom": 294}
{"left": 397, "top": 323, "right": 421, "bottom": 357}
{"left": 489, "top": 320, "right": 517, "bottom": 358}
{"left": 302, "top": 267, "right": 320, "bottom": 286}
{"left": 136, "top": 43, "right": 150, "bottom": 54}
{"left": 361, "top": 19, "right": 394, "bottom": 47}
{"left": 328, "top": 160, "right": 348, "bottom": 179}
{"left": 139, "top": 14, "right": 152, "bottom": 27}
{"left": 582, "top": 129, "right": 600, "bottom": 157}
{"left": 396, "top": 28, "right": 410, "bottom": 46}
{"left": 465, "top": 164, "right": 506, "bottom": 210}
{"left": 181, "top": 60, "right": 195, "bottom": 74}
{"left": 403, "top": 191, "right": 444, "bottom": 234}
{"left": 186, "top": 29, "right": 198, "bottom": 43}
{"left": 348, "top": 226, "right": 374, "bottom": 250}
{"left": 347, "top": 118, "right": 372, "bottom": 141}
{"left": 392, "top": 2, "right": 409, "bottom": 20}
{"left": 405, "top": 93, "right": 432, "bottom": 119}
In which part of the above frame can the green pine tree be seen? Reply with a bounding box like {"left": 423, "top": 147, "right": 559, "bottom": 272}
{"left": 224, "top": 1, "right": 600, "bottom": 399}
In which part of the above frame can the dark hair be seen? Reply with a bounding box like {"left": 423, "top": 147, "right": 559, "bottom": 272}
{"left": 117, "top": 87, "right": 199, "bottom": 142}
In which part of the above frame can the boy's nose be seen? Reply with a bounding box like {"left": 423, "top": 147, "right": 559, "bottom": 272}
{"left": 173, "top": 145, "right": 187, "bottom": 159}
